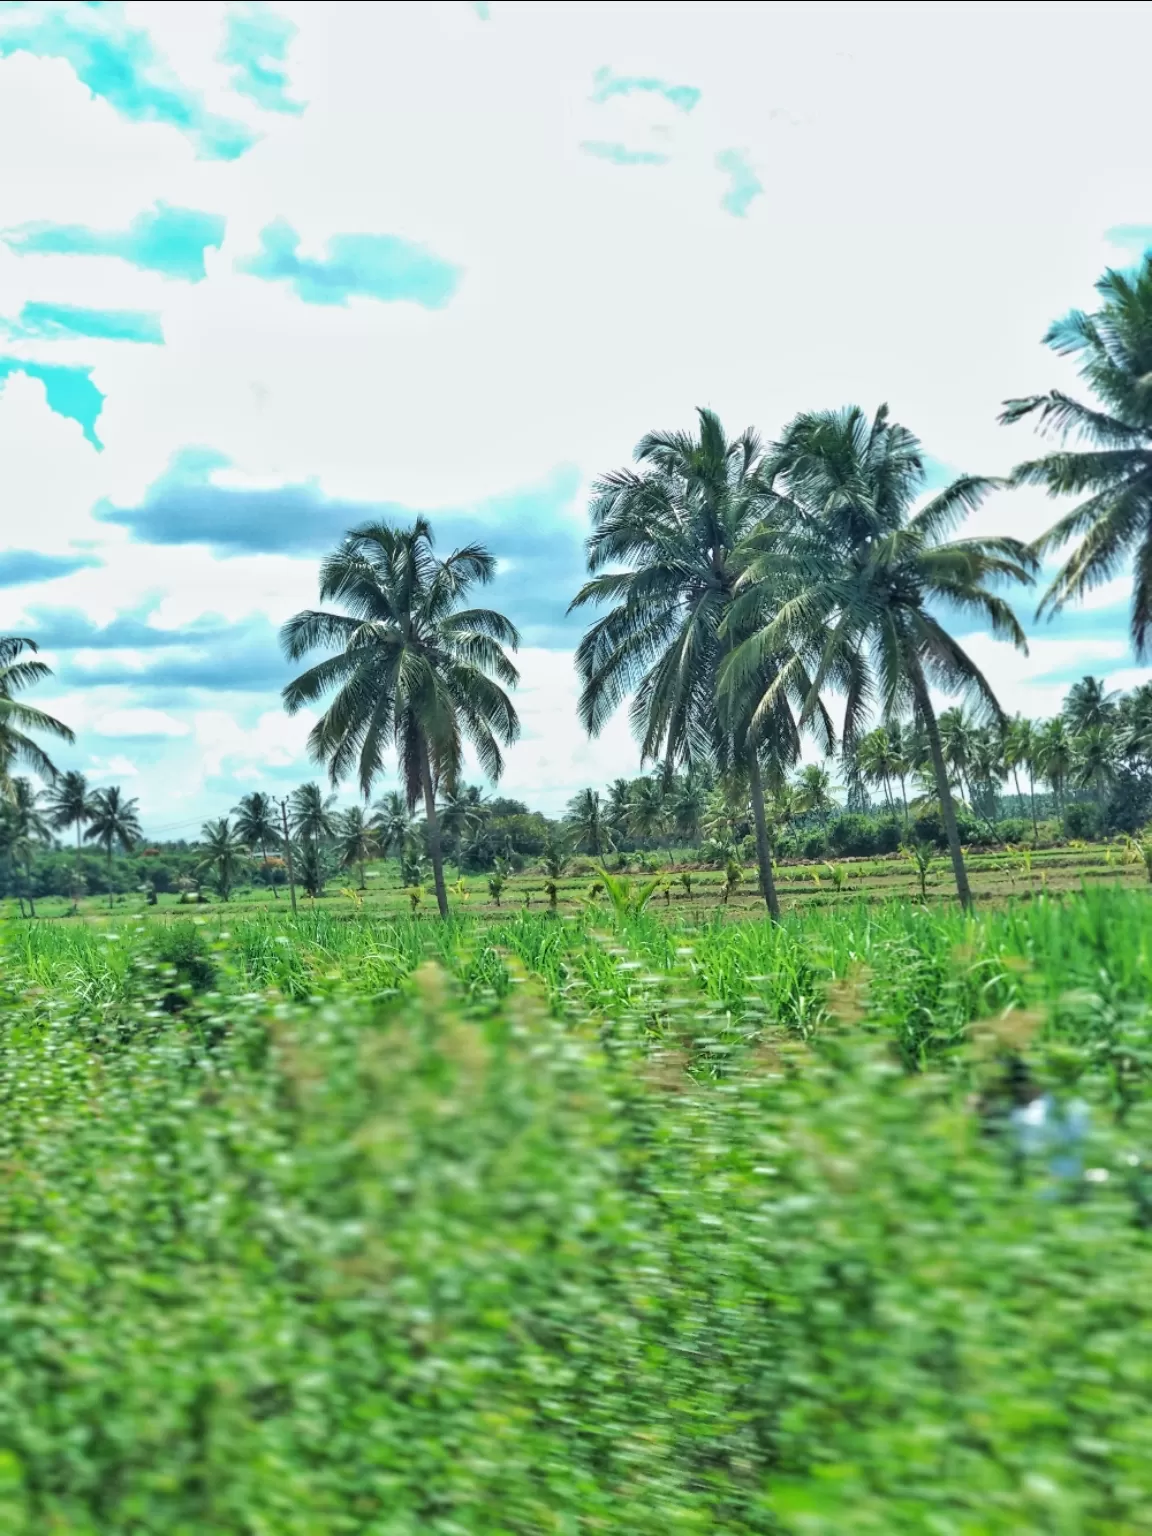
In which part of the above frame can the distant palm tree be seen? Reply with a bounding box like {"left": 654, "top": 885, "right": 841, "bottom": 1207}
{"left": 792, "top": 763, "right": 834, "bottom": 816}
{"left": 566, "top": 788, "right": 614, "bottom": 856}
{"left": 605, "top": 779, "right": 633, "bottom": 842}
{"left": 290, "top": 782, "right": 336, "bottom": 842}
{"left": 670, "top": 769, "right": 710, "bottom": 845}
{"left": 1036, "top": 717, "right": 1074, "bottom": 814}
{"left": 1071, "top": 725, "right": 1117, "bottom": 810}
{"left": 197, "top": 817, "right": 248, "bottom": 902}
{"left": 628, "top": 776, "right": 668, "bottom": 846}
{"left": 335, "top": 806, "right": 378, "bottom": 889}
{"left": 371, "top": 790, "right": 413, "bottom": 865}
{"left": 84, "top": 786, "right": 141, "bottom": 909}
{"left": 1118, "top": 683, "right": 1152, "bottom": 763}
{"left": 232, "top": 791, "right": 282, "bottom": 899}
{"left": 856, "top": 727, "right": 899, "bottom": 814}
{"left": 1002, "top": 715, "right": 1039, "bottom": 837}
{"left": 937, "top": 708, "right": 981, "bottom": 808}
{"left": 1, "top": 778, "right": 49, "bottom": 916}
{"left": 438, "top": 783, "right": 489, "bottom": 856}
{"left": 1001, "top": 257, "right": 1152, "bottom": 658}
{"left": 0, "top": 637, "right": 74, "bottom": 795}
{"left": 1063, "top": 675, "right": 1119, "bottom": 735}
{"left": 45, "top": 769, "right": 92, "bottom": 906}
{"left": 282, "top": 519, "right": 520, "bottom": 919}
{"left": 729, "top": 404, "right": 1035, "bottom": 909}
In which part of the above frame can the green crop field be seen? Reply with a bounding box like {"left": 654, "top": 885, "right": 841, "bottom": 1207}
{"left": 2, "top": 885, "right": 1152, "bottom": 1531}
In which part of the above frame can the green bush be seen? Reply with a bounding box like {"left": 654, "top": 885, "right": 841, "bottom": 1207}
{"left": 827, "top": 813, "right": 876, "bottom": 857}
{"left": 1064, "top": 802, "right": 1103, "bottom": 840}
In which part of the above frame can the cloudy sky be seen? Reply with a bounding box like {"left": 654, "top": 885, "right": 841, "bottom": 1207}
{"left": 2, "top": 0, "right": 1150, "bottom": 835}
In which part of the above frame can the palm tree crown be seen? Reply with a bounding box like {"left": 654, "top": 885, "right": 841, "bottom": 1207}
{"left": 0, "top": 637, "right": 74, "bottom": 794}
{"left": 233, "top": 791, "right": 282, "bottom": 898}
{"left": 1002, "top": 257, "right": 1152, "bottom": 656}
{"left": 84, "top": 786, "right": 142, "bottom": 908}
{"left": 282, "top": 518, "right": 520, "bottom": 919}
{"left": 197, "top": 817, "right": 248, "bottom": 902}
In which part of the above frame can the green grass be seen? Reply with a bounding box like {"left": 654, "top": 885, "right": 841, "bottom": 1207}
{"left": 1, "top": 888, "right": 1152, "bottom": 1529}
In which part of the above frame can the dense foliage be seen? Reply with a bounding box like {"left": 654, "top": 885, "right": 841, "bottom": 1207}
{"left": 1, "top": 889, "right": 1151, "bottom": 1530}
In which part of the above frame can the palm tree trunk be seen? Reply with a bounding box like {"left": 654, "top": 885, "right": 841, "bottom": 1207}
{"left": 898, "top": 775, "right": 910, "bottom": 830}
{"left": 74, "top": 820, "right": 83, "bottom": 912}
{"left": 24, "top": 854, "right": 35, "bottom": 918}
{"left": 107, "top": 846, "right": 113, "bottom": 910}
{"left": 1028, "top": 767, "right": 1038, "bottom": 840}
{"left": 262, "top": 835, "right": 278, "bottom": 898}
{"left": 912, "top": 673, "right": 974, "bottom": 911}
{"left": 420, "top": 747, "right": 449, "bottom": 919}
{"left": 747, "top": 754, "right": 781, "bottom": 922}
{"left": 359, "top": 857, "right": 366, "bottom": 891}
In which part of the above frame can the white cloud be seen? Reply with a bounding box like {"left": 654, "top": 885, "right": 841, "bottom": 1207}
{"left": 93, "top": 708, "right": 190, "bottom": 738}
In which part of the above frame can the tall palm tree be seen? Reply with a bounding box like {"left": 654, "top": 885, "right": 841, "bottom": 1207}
{"left": 335, "top": 805, "right": 378, "bottom": 889}
{"left": 605, "top": 779, "right": 633, "bottom": 843}
{"left": 1063, "top": 675, "right": 1119, "bottom": 735}
{"left": 856, "top": 727, "right": 898, "bottom": 814}
{"left": 0, "top": 637, "right": 74, "bottom": 795}
{"left": 1001, "top": 257, "right": 1152, "bottom": 657}
{"left": 289, "top": 782, "right": 337, "bottom": 850}
{"left": 197, "top": 817, "right": 248, "bottom": 902}
{"left": 45, "top": 769, "right": 92, "bottom": 905}
{"left": 727, "top": 405, "right": 1035, "bottom": 909}
{"left": 566, "top": 788, "right": 614, "bottom": 856}
{"left": 84, "top": 786, "right": 142, "bottom": 909}
{"left": 232, "top": 791, "right": 282, "bottom": 898}
{"left": 1002, "top": 716, "right": 1039, "bottom": 837}
{"left": 569, "top": 408, "right": 819, "bottom": 918}
{"left": 1035, "top": 717, "right": 1073, "bottom": 815}
{"left": 1070, "top": 725, "right": 1117, "bottom": 811}
{"left": 371, "top": 790, "right": 413, "bottom": 865}
{"left": 670, "top": 768, "right": 710, "bottom": 846}
{"left": 628, "top": 776, "right": 668, "bottom": 847}
{"left": 282, "top": 518, "right": 520, "bottom": 920}
{"left": 438, "top": 783, "right": 488, "bottom": 858}
{"left": 1118, "top": 682, "right": 1152, "bottom": 765}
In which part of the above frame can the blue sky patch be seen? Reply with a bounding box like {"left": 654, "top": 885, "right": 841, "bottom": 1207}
{"left": 220, "top": 3, "right": 304, "bottom": 116}
{"left": 3, "top": 203, "right": 226, "bottom": 282}
{"left": 716, "top": 149, "right": 763, "bottom": 217}
{"left": 581, "top": 140, "right": 670, "bottom": 167}
{"left": 99, "top": 453, "right": 588, "bottom": 646}
{"left": 6, "top": 302, "right": 163, "bottom": 344}
{"left": 0, "top": 357, "right": 104, "bottom": 448}
{"left": 590, "top": 66, "right": 700, "bottom": 114}
{"left": 1105, "top": 225, "right": 1152, "bottom": 261}
{"left": 238, "top": 220, "right": 460, "bottom": 307}
{"left": 0, "top": 550, "right": 101, "bottom": 588}
{"left": 0, "top": 1, "right": 257, "bottom": 159}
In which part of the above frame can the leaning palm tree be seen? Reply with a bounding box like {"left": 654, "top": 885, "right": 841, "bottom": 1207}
{"left": 335, "top": 805, "right": 378, "bottom": 889}
{"left": 1001, "top": 258, "right": 1152, "bottom": 657}
{"left": 570, "top": 408, "right": 820, "bottom": 918}
{"left": 566, "top": 788, "right": 614, "bottom": 856}
{"left": 726, "top": 405, "right": 1036, "bottom": 909}
{"left": 282, "top": 519, "right": 520, "bottom": 919}
{"left": 84, "top": 786, "right": 142, "bottom": 909}
{"left": 197, "top": 817, "right": 248, "bottom": 902}
{"left": 45, "top": 769, "right": 92, "bottom": 904}
{"left": 232, "top": 791, "right": 282, "bottom": 898}
{"left": 0, "top": 637, "right": 74, "bottom": 796}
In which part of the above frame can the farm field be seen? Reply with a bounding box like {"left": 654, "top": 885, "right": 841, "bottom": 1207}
{"left": 1, "top": 886, "right": 1151, "bottom": 1530}
{"left": 4, "top": 835, "right": 1148, "bottom": 926}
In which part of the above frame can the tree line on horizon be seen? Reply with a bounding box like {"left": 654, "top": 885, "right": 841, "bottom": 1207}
{"left": 3, "top": 256, "right": 1152, "bottom": 917}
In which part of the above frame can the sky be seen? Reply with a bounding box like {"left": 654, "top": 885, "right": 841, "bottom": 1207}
{"left": 1, "top": 0, "right": 1150, "bottom": 837}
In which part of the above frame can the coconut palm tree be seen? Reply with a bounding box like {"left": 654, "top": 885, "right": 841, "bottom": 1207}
{"left": 566, "top": 788, "right": 614, "bottom": 856}
{"left": 670, "top": 768, "right": 710, "bottom": 846}
{"left": 1, "top": 778, "right": 49, "bottom": 916}
{"left": 727, "top": 404, "right": 1035, "bottom": 909}
{"left": 570, "top": 408, "right": 821, "bottom": 918}
{"left": 1001, "top": 257, "right": 1152, "bottom": 657}
{"left": 1002, "top": 715, "right": 1039, "bottom": 837}
{"left": 282, "top": 518, "right": 520, "bottom": 920}
{"left": 197, "top": 817, "right": 248, "bottom": 902}
{"left": 335, "top": 805, "right": 378, "bottom": 889}
{"left": 856, "top": 727, "right": 899, "bottom": 814}
{"left": 1063, "top": 675, "right": 1119, "bottom": 735}
{"left": 84, "top": 786, "right": 141, "bottom": 909}
{"left": 0, "top": 637, "right": 74, "bottom": 796}
{"left": 289, "top": 782, "right": 336, "bottom": 849}
{"left": 792, "top": 763, "right": 834, "bottom": 816}
{"left": 371, "top": 790, "right": 413, "bottom": 866}
{"left": 605, "top": 779, "right": 633, "bottom": 843}
{"left": 438, "top": 783, "right": 488, "bottom": 858}
{"left": 45, "top": 769, "right": 92, "bottom": 906}
{"left": 232, "top": 791, "right": 282, "bottom": 898}
{"left": 628, "top": 776, "right": 669, "bottom": 847}
{"left": 1035, "top": 717, "right": 1073, "bottom": 815}
{"left": 1071, "top": 725, "right": 1117, "bottom": 810}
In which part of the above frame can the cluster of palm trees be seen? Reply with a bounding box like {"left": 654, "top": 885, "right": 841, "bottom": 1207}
{"left": 4, "top": 255, "right": 1151, "bottom": 920}
{"left": 0, "top": 769, "right": 141, "bottom": 914}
